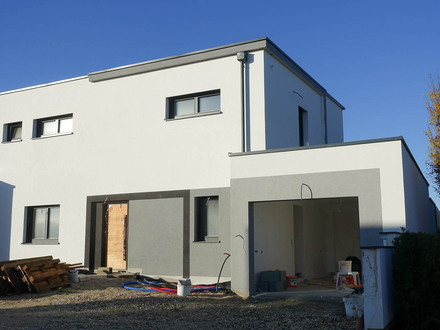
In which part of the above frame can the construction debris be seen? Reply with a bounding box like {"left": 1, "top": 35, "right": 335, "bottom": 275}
{"left": 0, "top": 256, "right": 83, "bottom": 295}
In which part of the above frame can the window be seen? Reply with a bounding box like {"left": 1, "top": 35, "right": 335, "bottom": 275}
{"left": 167, "top": 90, "right": 220, "bottom": 119}
{"left": 3, "top": 122, "right": 22, "bottom": 142}
{"left": 195, "top": 196, "right": 219, "bottom": 242}
{"left": 35, "top": 114, "right": 73, "bottom": 138}
{"left": 298, "top": 107, "right": 309, "bottom": 146}
{"left": 25, "top": 205, "right": 60, "bottom": 243}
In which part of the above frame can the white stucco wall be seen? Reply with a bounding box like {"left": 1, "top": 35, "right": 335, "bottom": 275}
{"left": 326, "top": 97, "right": 344, "bottom": 143}
{"left": 263, "top": 51, "right": 344, "bottom": 149}
{"left": 401, "top": 144, "right": 436, "bottom": 234}
{"left": 0, "top": 54, "right": 246, "bottom": 263}
{"left": 231, "top": 140, "right": 408, "bottom": 233}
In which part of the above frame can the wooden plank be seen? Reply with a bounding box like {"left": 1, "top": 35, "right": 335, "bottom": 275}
{"left": 0, "top": 256, "right": 53, "bottom": 268}
{"left": 22, "top": 259, "right": 60, "bottom": 271}
{"left": 3, "top": 267, "right": 29, "bottom": 294}
{"left": 28, "top": 269, "right": 68, "bottom": 282}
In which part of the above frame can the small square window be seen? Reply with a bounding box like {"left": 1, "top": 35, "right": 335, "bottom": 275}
{"left": 3, "top": 122, "right": 22, "bottom": 142}
{"left": 195, "top": 196, "right": 219, "bottom": 242}
{"left": 25, "top": 205, "right": 60, "bottom": 243}
{"left": 167, "top": 90, "right": 220, "bottom": 119}
{"left": 34, "top": 114, "right": 73, "bottom": 138}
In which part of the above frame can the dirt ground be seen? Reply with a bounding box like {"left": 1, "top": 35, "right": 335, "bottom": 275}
{"left": 0, "top": 275, "right": 357, "bottom": 329}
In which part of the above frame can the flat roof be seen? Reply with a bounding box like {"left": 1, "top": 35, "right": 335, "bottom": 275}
{"left": 229, "top": 136, "right": 429, "bottom": 186}
{"left": 88, "top": 37, "right": 344, "bottom": 109}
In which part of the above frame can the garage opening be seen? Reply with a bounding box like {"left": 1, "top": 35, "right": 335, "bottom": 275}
{"left": 252, "top": 197, "right": 360, "bottom": 289}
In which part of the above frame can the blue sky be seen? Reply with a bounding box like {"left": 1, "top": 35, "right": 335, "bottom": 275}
{"left": 1, "top": 1, "right": 440, "bottom": 201}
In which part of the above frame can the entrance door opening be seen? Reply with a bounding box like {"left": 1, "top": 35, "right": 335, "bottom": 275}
{"left": 106, "top": 203, "right": 128, "bottom": 270}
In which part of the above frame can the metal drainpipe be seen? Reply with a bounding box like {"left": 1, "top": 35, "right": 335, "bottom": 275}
{"left": 323, "top": 93, "right": 328, "bottom": 144}
{"left": 237, "top": 51, "right": 247, "bottom": 152}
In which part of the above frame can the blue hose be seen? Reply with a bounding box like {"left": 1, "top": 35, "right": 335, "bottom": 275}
{"left": 122, "top": 281, "right": 220, "bottom": 293}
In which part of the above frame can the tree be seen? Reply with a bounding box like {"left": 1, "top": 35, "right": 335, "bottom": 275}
{"left": 426, "top": 74, "right": 440, "bottom": 195}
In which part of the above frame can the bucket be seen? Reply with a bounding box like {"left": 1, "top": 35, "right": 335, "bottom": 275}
{"left": 286, "top": 276, "right": 297, "bottom": 287}
{"left": 177, "top": 279, "right": 191, "bottom": 296}
{"left": 338, "top": 260, "right": 352, "bottom": 273}
{"left": 343, "top": 295, "right": 364, "bottom": 318}
{"left": 67, "top": 270, "right": 79, "bottom": 283}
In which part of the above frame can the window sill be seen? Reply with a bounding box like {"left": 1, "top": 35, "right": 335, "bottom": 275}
{"left": 22, "top": 240, "right": 60, "bottom": 245}
{"left": 165, "top": 111, "right": 222, "bottom": 121}
{"left": 2, "top": 139, "right": 22, "bottom": 144}
{"left": 193, "top": 237, "right": 221, "bottom": 243}
{"left": 32, "top": 132, "right": 73, "bottom": 140}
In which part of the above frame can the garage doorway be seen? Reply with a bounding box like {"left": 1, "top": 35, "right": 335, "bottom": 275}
{"left": 252, "top": 197, "right": 360, "bottom": 286}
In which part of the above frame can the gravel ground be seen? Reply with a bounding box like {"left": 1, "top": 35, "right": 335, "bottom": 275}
{"left": 0, "top": 276, "right": 356, "bottom": 329}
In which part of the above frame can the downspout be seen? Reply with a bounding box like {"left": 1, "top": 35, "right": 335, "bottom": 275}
{"left": 323, "top": 93, "right": 328, "bottom": 144}
{"left": 237, "top": 51, "right": 247, "bottom": 152}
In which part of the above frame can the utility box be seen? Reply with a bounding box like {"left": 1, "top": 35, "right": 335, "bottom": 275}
{"left": 259, "top": 270, "right": 287, "bottom": 292}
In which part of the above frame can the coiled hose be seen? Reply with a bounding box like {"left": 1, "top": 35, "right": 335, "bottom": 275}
{"left": 122, "top": 279, "right": 220, "bottom": 295}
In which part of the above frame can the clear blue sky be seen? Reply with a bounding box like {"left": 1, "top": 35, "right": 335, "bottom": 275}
{"left": 1, "top": 1, "right": 440, "bottom": 201}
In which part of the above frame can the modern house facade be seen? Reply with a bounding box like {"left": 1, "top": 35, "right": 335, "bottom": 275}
{"left": 1, "top": 38, "right": 437, "bottom": 329}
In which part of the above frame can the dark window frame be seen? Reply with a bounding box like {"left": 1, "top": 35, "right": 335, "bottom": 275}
{"left": 24, "top": 205, "right": 60, "bottom": 244}
{"left": 34, "top": 114, "right": 73, "bottom": 138}
{"left": 195, "top": 196, "right": 219, "bottom": 242}
{"left": 3, "top": 121, "right": 22, "bottom": 142}
{"left": 298, "top": 107, "right": 308, "bottom": 147}
{"left": 167, "top": 90, "right": 221, "bottom": 119}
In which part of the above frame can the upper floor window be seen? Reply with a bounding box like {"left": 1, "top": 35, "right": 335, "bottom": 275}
{"left": 298, "top": 107, "right": 309, "bottom": 147}
{"left": 3, "top": 121, "right": 22, "bottom": 142}
{"left": 167, "top": 90, "right": 220, "bottom": 119}
{"left": 34, "top": 114, "right": 73, "bottom": 138}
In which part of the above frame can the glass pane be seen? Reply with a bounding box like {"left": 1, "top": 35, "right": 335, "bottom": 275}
{"left": 48, "top": 206, "right": 60, "bottom": 239}
{"left": 42, "top": 120, "right": 58, "bottom": 135}
{"left": 174, "top": 99, "right": 194, "bottom": 117}
{"left": 59, "top": 117, "right": 73, "bottom": 133}
{"left": 9, "top": 125, "right": 22, "bottom": 140}
{"left": 206, "top": 197, "right": 219, "bottom": 236}
{"left": 199, "top": 94, "right": 220, "bottom": 113}
{"left": 32, "top": 208, "right": 46, "bottom": 239}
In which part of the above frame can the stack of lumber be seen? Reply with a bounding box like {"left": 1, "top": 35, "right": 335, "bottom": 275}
{"left": 0, "top": 256, "right": 83, "bottom": 295}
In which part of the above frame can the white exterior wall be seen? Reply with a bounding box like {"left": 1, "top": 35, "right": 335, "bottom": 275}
{"left": 247, "top": 51, "right": 266, "bottom": 151}
{"left": 231, "top": 140, "right": 407, "bottom": 233}
{"left": 401, "top": 144, "right": 436, "bottom": 234}
{"left": 263, "top": 51, "right": 342, "bottom": 149}
{"left": 326, "top": 97, "right": 344, "bottom": 143}
{"left": 0, "top": 55, "right": 245, "bottom": 263}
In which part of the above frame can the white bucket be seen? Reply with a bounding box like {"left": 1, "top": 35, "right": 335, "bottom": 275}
{"left": 338, "top": 260, "right": 352, "bottom": 273}
{"left": 68, "top": 270, "right": 79, "bottom": 283}
{"left": 177, "top": 279, "right": 191, "bottom": 296}
{"left": 343, "top": 295, "right": 364, "bottom": 318}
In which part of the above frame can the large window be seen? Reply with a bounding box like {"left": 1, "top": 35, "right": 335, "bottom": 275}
{"left": 34, "top": 114, "right": 73, "bottom": 138}
{"left": 195, "top": 196, "right": 219, "bottom": 242}
{"left": 167, "top": 90, "right": 220, "bottom": 119}
{"left": 3, "top": 121, "right": 22, "bottom": 142}
{"left": 25, "top": 205, "right": 60, "bottom": 243}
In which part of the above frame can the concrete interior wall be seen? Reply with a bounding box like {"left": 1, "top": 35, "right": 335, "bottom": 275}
{"left": 253, "top": 198, "right": 360, "bottom": 283}
{"left": 253, "top": 201, "right": 295, "bottom": 284}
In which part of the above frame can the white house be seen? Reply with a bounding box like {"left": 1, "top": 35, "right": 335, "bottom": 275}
{"left": 0, "top": 37, "right": 436, "bottom": 329}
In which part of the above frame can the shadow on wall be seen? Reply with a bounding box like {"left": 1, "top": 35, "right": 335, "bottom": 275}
{"left": 0, "top": 181, "right": 14, "bottom": 261}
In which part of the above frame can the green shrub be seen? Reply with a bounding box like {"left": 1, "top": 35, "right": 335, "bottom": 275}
{"left": 393, "top": 231, "right": 440, "bottom": 329}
